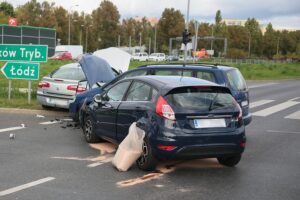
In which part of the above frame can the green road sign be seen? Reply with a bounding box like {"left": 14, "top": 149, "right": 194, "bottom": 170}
{"left": 1, "top": 62, "right": 39, "bottom": 80}
{"left": 0, "top": 44, "right": 48, "bottom": 62}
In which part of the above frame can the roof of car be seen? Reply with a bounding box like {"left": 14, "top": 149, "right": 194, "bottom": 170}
{"left": 60, "top": 63, "right": 81, "bottom": 69}
{"left": 132, "top": 75, "right": 218, "bottom": 89}
{"left": 138, "top": 63, "right": 235, "bottom": 71}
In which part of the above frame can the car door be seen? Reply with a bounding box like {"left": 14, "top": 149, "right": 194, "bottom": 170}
{"left": 93, "top": 80, "right": 131, "bottom": 140}
{"left": 116, "top": 80, "right": 157, "bottom": 142}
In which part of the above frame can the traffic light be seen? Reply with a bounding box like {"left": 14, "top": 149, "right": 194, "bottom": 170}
{"left": 182, "top": 29, "right": 191, "bottom": 45}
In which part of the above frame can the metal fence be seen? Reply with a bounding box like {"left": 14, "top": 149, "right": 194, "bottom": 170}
{"left": 211, "top": 58, "right": 295, "bottom": 65}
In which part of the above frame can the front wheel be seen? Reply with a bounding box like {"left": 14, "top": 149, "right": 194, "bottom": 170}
{"left": 217, "top": 154, "right": 242, "bottom": 167}
{"left": 136, "top": 139, "right": 157, "bottom": 171}
{"left": 83, "top": 116, "right": 101, "bottom": 143}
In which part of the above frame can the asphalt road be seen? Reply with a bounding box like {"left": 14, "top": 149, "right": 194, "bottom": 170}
{"left": 0, "top": 80, "right": 299, "bottom": 200}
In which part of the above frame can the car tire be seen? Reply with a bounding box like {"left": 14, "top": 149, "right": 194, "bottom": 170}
{"left": 42, "top": 105, "right": 52, "bottom": 109}
{"left": 83, "top": 115, "right": 101, "bottom": 143}
{"left": 136, "top": 139, "right": 157, "bottom": 171}
{"left": 217, "top": 154, "right": 242, "bottom": 167}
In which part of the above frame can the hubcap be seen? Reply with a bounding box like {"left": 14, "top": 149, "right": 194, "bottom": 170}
{"left": 85, "top": 119, "right": 92, "bottom": 140}
{"left": 138, "top": 141, "right": 148, "bottom": 166}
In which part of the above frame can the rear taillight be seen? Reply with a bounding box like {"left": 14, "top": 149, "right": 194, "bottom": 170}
{"left": 232, "top": 98, "right": 243, "bottom": 125}
{"left": 158, "top": 145, "right": 177, "bottom": 151}
{"left": 38, "top": 82, "right": 50, "bottom": 88}
{"left": 67, "top": 85, "right": 87, "bottom": 93}
{"left": 155, "top": 96, "right": 176, "bottom": 121}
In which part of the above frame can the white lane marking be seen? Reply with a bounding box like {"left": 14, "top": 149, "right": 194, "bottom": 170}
{"left": 248, "top": 82, "right": 278, "bottom": 89}
{"left": 39, "top": 121, "right": 59, "bottom": 125}
{"left": 0, "top": 177, "right": 55, "bottom": 197}
{"left": 0, "top": 125, "right": 26, "bottom": 133}
{"left": 288, "top": 97, "right": 300, "bottom": 102}
{"left": 285, "top": 110, "right": 300, "bottom": 120}
{"left": 87, "top": 157, "right": 113, "bottom": 168}
{"left": 267, "top": 130, "right": 300, "bottom": 134}
{"left": 252, "top": 101, "right": 300, "bottom": 117}
{"left": 250, "top": 100, "right": 274, "bottom": 109}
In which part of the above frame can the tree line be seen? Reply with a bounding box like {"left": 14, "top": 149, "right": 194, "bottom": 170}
{"left": 1, "top": 0, "right": 299, "bottom": 59}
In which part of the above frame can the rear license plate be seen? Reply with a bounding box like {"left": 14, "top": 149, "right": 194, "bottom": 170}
{"left": 194, "top": 119, "right": 226, "bottom": 128}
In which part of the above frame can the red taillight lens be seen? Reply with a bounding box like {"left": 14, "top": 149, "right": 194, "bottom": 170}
{"left": 38, "top": 82, "right": 50, "bottom": 88}
{"left": 232, "top": 98, "right": 243, "bottom": 122}
{"left": 67, "top": 85, "right": 87, "bottom": 93}
{"left": 156, "top": 96, "right": 176, "bottom": 121}
{"left": 240, "top": 142, "right": 246, "bottom": 148}
{"left": 158, "top": 145, "right": 177, "bottom": 151}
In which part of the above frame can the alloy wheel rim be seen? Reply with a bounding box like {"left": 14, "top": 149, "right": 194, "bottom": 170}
{"left": 85, "top": 119, "right": 92, "bottom": 140}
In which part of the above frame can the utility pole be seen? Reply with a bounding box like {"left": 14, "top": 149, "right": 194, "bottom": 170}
{"left": 129, "top": 36, "right": 132, "bottom": 54}
{"left": 118, "top": 35, "right": 120, "bottom": 47}
{"left": 139, "top": 32, "right": 142, "bottom": 52}
{"left": 248, "top": 32, "right": 251, "bottom": 58}
{"left": 154, "top": 25, "right": 157, "bottom": 53}
{"left": 148, "top": 37, "right": 151, "bottom": 54}
{"left": 184, "top": 0, "right": 190, "bottom": 62}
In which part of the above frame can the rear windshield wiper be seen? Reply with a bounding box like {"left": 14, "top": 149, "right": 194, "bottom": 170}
{"left": 208, "top": 93, "right": 219, "bottom": 111}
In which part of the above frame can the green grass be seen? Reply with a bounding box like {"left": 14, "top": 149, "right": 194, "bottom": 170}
{"left": 0, "top": 60, "right": 299, "bottom": 109}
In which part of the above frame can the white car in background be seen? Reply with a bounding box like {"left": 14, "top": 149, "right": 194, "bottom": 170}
{"left": 148, "top": 53, "right": 166, "bottom": 61}
{"left": 131, "top": 52, "right": 149, "bottom": 61}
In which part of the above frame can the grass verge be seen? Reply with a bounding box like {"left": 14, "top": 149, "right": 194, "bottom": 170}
{"left": 0, "top": 60, "right": 299, "bottom": 109}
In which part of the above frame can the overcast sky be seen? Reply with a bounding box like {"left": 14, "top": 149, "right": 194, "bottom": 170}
{"left": 11, "top": 0, "right": 300, "bottom": 29}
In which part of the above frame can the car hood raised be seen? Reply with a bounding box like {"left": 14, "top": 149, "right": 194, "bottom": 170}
{"left": 93, "top": 47, "right": 130, "bottom": 73}
{"left": 79, "top": 55, "right": 115, "bottom": 88}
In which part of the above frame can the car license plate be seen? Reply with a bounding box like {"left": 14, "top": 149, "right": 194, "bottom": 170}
{"left": 194, "top": 119, "right": 226, "bottom": 128}
{"left": 241, "top": 100, "right": 248, "bottom": 107}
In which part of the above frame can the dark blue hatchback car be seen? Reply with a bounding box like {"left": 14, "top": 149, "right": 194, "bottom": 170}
{"left": 70, "top": 64, "right": 252, "bottom": 126}
{"left": 81, "top": 76, "right": 246, "bottom": 171}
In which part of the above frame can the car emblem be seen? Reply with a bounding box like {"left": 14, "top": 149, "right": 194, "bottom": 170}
{"left": 56, "top": 87, "right": 59, "bottom": 91}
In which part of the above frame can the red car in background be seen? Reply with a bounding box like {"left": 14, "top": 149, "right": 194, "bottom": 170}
{"left": 49, "top": 51, "right": 72, "bottom": 60}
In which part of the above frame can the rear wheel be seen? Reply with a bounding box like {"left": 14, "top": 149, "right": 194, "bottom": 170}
{"left": 83, "top": 116, "right": 101, "bottom": 143}
{"left": 136, "top": 139, "right": 157, "bottom": 171}
{"left": 217, "top": 154, "right": 242, "bottom": 167}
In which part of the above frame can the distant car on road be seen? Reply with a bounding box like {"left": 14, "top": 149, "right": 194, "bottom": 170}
{"left": 80, "top": 76, "right": 246, "bottom": 171}
{"left": 131, "top": 53, "right": 149, "bottom": 61}
{"left": 166, "top": 55, "right": 179, "bottom": 61}
{"left": 37, "top": 55, "right": 117, "bottom": 109}
{"left": 70, "top": 64, "right": 252, "bottom": 126}
{"left": 148, "top": 53, "right": 166, "bottom": 61}
{"left": 49, "top": 51, "right": 72, "bottom": 60}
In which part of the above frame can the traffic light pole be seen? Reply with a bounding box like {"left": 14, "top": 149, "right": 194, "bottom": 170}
{"left": 184, "top": 0, "right": 190, "bottom": 62}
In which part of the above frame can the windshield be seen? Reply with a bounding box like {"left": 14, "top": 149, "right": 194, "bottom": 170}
{"left": 226, "top": 69, "right": 247, "bottom": 91}
{"left": 166, "top": 87, "right": 235, "bottom": 111}
{"left": 52, "top": 64, "right": 85, "bottom": 81}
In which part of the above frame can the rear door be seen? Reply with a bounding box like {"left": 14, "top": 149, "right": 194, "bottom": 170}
{"left": 93, "top": 80, "right": 131, "bottom": 139}
{"left": 116, "top": 81, "right": 157, "bottom": 142}
{"left": 164, "top": 86, "right": 241, "bottom": 134}
{"left": 225, "top": 69, "right": 249, "bottom": 116}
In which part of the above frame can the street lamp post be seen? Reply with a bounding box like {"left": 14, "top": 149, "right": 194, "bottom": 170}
{"left": 68, "top": 4, "right": 79, "bottom": 45}
{"left": 154, "top": 25, "right": 157, "bottom": 53}
{"left": 184, "top": 0, "right": 191, "bottom": 62}
{"left": 79, "top": 24, "right": 84, "bottom": 45}
{"left": 139, "top": 32, "right": 142, "bottom": 52}
{"left": 276, "top": 37, "right": 280, "bottom": 56}
{"left": 248, "top": 31, "right": 251, "bottom": 58}
{"left": 85, "top": 25, "right": 92, "bottom": 53}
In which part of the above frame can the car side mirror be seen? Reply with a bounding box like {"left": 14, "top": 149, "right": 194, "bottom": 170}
{"left": 94, "top": 94, "right": 103, "bottom": 104}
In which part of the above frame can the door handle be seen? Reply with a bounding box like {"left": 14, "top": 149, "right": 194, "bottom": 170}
{"left": 104, "top": 103, "right": 112, "bottom": 109}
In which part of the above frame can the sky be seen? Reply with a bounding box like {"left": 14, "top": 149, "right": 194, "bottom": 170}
{"left": 10, "top": 0, "right": 300, "bottom": 30}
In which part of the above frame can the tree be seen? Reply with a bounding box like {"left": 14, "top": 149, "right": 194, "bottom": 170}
{"left": 262, "top": 23, "right": 277, "bottom": 58}
{"left": 245, "top": 18, "right": 263, "bottom": 57}
{"left": 90, "top": 0, "right": 120, "bottom": 50}
{"left": 0, "top": 2, "right": 15, "bottom": 17}
{"left": 215, "top": 10, "right": 222, "bottom": 26}
{"left": 54, "top": 6, "right": 68, "bottom": 44}
{"left": 157, "top": 8, "right": 185, "bottom": 53}
{"left": 16, "top": 0, "right": 42, "bottom": 26}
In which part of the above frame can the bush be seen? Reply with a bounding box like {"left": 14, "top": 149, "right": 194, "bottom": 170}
{"left": 226, "top": 48, "right": 247, "bottom": 59}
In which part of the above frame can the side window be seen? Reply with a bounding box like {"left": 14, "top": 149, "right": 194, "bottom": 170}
{"left": 151, "top": 88, "right": 158, "bottom": 100}
{"left": 120, "top": 70, "right": 148, "bottom": 79}
{"left": 126, "top": 81, "right": 152, "bottom": 101}
{"left": 103, "top": 81, "right": 131, "bottom": 102}
{"left": 182, "top": 70, "right": 193, "bottom": 77}
{"left": 196, "top": 71, "right": 216, "bottom": 83}
{"left": 154, "top": 69, "right": 182, "bottom": 76}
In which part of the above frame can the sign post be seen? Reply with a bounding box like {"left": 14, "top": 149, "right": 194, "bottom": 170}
{"left": 0, "top": 44, "right": 47, "bottom": 104}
